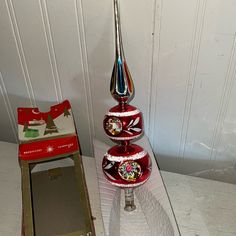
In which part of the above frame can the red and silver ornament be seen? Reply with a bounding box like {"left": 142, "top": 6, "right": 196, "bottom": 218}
{"left": 102, "top": 0, "right": 152, "bottom": 211}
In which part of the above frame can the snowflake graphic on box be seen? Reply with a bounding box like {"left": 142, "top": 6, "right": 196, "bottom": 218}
{"left": 47, "top": 146, "right": 54, "bottom": 153}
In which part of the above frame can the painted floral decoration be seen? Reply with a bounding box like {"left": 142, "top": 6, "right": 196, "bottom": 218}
{"left": 105, "top": 117, "right": 123, "bottom": 135}
{"left": 118, "top": 161, "right": 142, "bottom": 182}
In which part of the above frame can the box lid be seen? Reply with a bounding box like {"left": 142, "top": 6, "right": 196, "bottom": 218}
{"left": 18, "top": 100, "right": 76, "bottom": 143}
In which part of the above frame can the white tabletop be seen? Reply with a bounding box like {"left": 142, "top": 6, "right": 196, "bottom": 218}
{"left": 161, "top": 171, "right": 236, "bottom": 236}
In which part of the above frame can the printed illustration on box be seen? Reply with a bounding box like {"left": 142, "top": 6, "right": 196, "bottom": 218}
{"left": 18, "top": 100, "right": 95, "bottom": 236}
{"left": 102, "top": 0, "right": 152, "bottom": 211}
{"left": 18, "top": 100, "right": 74, "bottom": 141}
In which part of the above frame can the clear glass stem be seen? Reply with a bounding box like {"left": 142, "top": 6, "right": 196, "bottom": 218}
{"left": 124, "top": 188, "right": 136, "bottom": 211}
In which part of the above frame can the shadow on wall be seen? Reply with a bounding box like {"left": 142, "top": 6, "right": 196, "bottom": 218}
{"left": 156, "top": 153, "right": 236, "bottom": 185}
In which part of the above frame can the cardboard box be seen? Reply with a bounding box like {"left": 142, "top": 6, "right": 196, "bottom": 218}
{"left": 18, "top": 100, "right": 95, "bottom": 236}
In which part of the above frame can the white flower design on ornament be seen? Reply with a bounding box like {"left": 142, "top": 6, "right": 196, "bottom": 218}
{"left": 124, "top": 117, "right": 141, "bottom": 135}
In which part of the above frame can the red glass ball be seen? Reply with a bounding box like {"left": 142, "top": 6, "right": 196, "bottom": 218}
{"left": 102, "top": 144, "right": 152, "bottom": 188}
{"left": 103, "top": 104, "right": 143, "bottom": 141}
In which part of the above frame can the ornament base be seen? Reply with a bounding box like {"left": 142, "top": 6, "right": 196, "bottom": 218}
{"left": 124, "top": 188, "right": 136, "bottom": 212}
{"left": 94, "top": 136, "right": 180, "bottom": 236}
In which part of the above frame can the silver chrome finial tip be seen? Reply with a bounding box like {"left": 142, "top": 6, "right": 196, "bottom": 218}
{"left": 110, "top": 0, "right": 134, "bottom": 106}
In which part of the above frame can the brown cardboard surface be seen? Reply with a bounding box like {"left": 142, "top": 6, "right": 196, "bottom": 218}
{"left": 31, "top": 166, "right": 89, "bottom": 236}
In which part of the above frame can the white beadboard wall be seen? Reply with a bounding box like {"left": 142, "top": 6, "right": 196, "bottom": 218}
{"left": 1, "top": 0, "right": 236, "bottom": 183}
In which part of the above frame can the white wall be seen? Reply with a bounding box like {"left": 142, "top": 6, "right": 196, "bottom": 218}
{"left": 1, "top": 0, "right": 236, "bottom": 183}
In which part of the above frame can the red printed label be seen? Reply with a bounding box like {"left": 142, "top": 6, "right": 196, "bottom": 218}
{"left": 19, "top": 135, "right": 79, "bottom": 161}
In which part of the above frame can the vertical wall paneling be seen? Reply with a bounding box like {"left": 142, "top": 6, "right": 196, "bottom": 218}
{"left": 10, "top": 0, "right": 58, "bottom": 106}
{"left": 179, "top": 0, "right": 207, "bottom": 168}
{"left": 211, "top": 35, "right": 236, "bottom": 183}
{"left": 210, "top": 36, "right": 236, "bottom": 163}
{"left": 0, "top": 72, "right": 17, "bottom": 142}
{"left": 207, "top": 1, "right": 236, "bottom": 184}
{"left": 149, "top": 0, "right": 163, "bottom": 144}
{"left": 39, "top": 0, "right": 63, "bottom": 102}
{"left": 181, "top": 0, "right": 236, "bottom": 176}
{"left": 75, "top": 0, "right": 95, "bottom": 152}
{"left": 1, "top": 0, "right": 36, "bottom": 106}
{"left": 0, "top": 0, "right": 34, "bottom": 144}
{"left": 150, "top": 0, "right": 201, "bottom": 172}
{"left": 44, "top": 0, "right": 94, "bottom": 155}
{"left": 79, "top": 0, "right": 114, "bottom": 144}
